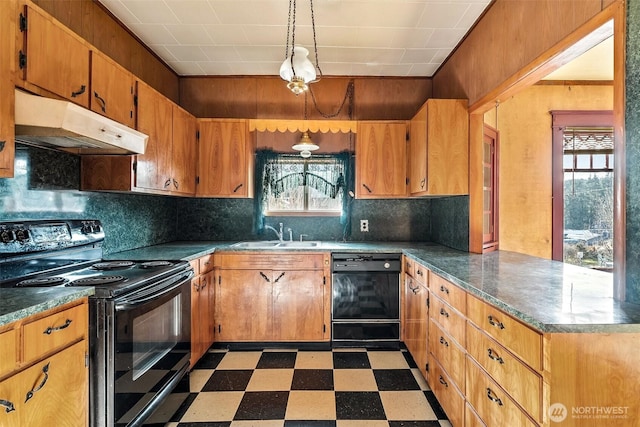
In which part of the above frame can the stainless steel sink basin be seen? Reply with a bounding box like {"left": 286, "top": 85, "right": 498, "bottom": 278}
{"left": 230, "top": 241, "right": 322, "bottom": 249}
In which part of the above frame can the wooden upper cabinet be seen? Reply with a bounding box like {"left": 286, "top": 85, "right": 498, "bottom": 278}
{"left": 356, "top": 121, "right": 408, "bottom": 198}
{"left": 90, "top": 51, "right": 135, "bottom": 128}
{"left": 20, "top": 5, "right": 90, "bottom": 107}
{"left": 197, "top": 119, "right": 254, "bottom": 198}
{"left": 135, "top": 81, "right": 173, "bottom": 192}
{"left": 172, "top": 105, "right": 197, "bottom": 196}
{"left": 409, "top": 99, "right": 469, "bottom": 196}
{"left": 0, "top": 0, "right": 16, "bottom": 178}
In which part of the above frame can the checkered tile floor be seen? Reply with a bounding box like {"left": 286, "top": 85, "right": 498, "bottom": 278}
{"left": 143, "top": 348, "right": 451, "bottom": 427}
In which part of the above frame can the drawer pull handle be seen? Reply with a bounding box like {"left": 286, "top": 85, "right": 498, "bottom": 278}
{"left": 439, "top": 285, "right": 449, "bottom": 295}
{"left": 260, "top": 272, "right": 270, "bottom": 282}
{"left": 71, "top": 84, "right": 86, "bottom": 98}
{"left": 486, "top": 387, "right": 504, "bottom": 406}
{"left": 487, "top": 315, "right": 505, "bottom": 330}
{"left": 362, "top": 183, "right": 373, "bottom": 193}
{"left": 274, "top": 272, "right": 286, "bottom": 283}
{"left": 201, "top": 279, "right": 207, "bottom": 289}
{"left": 233, "top": 183, "right": 244, "bottom": 193}
{"left": 94, "top": 91, "right": 107, "bottom": 112}
{"left": 0, "top": 399, "right": 15, "bottom": 413}
{"left": 25, "top": 363, "right": 50, "bottom": 403}
{"left": 43, "top": 319, "right": 72, "bottom": 335}
{"left": 439, "top": 308, "right": 449, "bottom": 318}
{"left": 439, "top": 336, "right": 449, "bottom": 347}
{"left": 416, "top": 269, "right": 423, "bottom": 277}
{"left": 193, "top": 282, "right": 201, "bottom": 291}
{"left": 438, "top": 375, "right": 448, "bottom": 387}
{"left": 487, "top": 348, "right": 505, "bottom": 364}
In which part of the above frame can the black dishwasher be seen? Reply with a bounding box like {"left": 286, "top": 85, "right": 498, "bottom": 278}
{"left": 331, "top": 253, "right": 401, "bottom": 347}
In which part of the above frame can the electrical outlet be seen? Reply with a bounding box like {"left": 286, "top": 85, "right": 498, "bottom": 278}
{"left": 360, "top": 219, "right": 369, "bottom": 232}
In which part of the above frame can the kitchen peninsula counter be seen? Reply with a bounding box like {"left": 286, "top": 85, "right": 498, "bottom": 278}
{"left": 0, "top": 287, "right": 94, "bottom": 327}
{"left": 107, "top": 240, "right": 640, "bottom": 334}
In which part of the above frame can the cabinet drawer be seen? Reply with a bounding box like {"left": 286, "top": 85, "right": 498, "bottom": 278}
{"left": 429, "top": 355, "right": 464, "bottom": 427}
{"left": 429, "top": 319, "right": 465, "bottom": 392}
{"left": 414, "top": 263, "right": 428, "bottom": 285}
{"left": 466, "top": 357, "right": 538, "bottom": 427}
{"left": 199, "top": 254, "right": 214, "bottom": 273}
{"left": 466, "top": 403, "right": 487, "bottom": 427}
{"left": 0, "top": 328, "right": 17, "bottom": 377}
{"left": 189, "top": 260, "right": 200, "bottom": 275}
{"left": 22, "top": 304, "right": 87, "bottom": 363}
{"left": 466, "top": 295, "right": 542, "bottom": 371}
{"left": 429, "top": 272, "right": 466, "bottom": 314}
{"left": 467, "top": 322, "right": 543, "bottom": 422}
{"left": 403, "top": 256, "right": 415, "bottom": 277}
{"left": 429, "top": 294, "right": 465, "bottom": 346}
{"left": 215, "top": 252, "right": 326, "bottom": 270}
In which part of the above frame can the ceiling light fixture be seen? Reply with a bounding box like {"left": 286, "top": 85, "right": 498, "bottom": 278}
{"left": 279, "top": 0, "right": 322, "bottom": 95}
{"left": 292, "top": 93, "right": 319, "bottom": 157}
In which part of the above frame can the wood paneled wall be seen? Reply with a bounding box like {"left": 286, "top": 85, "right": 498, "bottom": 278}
{"left": 32, "top": 0, "right": 179, "bottom": 102}
{"left": 486, "top": 84, "right": 613, "bottom": 259}
{"left": 179, "top": 76, "right": 432, "bottom": 120}
{"left": 432, "top": 0, "right": 616, "bottom": 109}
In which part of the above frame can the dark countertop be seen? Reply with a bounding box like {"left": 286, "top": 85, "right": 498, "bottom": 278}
{"left": 0, "top": 287, "right": 94, "bottom": 328}
{"left": 107, "top": 240, "right": 640, "bottom": 334}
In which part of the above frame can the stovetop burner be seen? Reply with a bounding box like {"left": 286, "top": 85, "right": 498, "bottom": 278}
{"left": 70, "top": 275, "right": 127, "bottom": 286}
{"left": 139, "top": 261, "right": 173, "bottom": 268}
{"left": 16, "top": 276, "right": 69, "bottom": 287}
{"left": 92, "top": 261, "right": 135, "bottom": 270}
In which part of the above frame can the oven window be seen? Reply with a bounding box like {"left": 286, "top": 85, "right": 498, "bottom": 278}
{"left": 132, "top": 294, "right": 181, "bottom": 380}
{"left": 332, "top": 272, "right": 400, "bottom": 320}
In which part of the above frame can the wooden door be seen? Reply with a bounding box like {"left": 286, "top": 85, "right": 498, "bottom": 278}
{"left": 216, "top": 269, "right": 272, "bottom": 341}
{"left": 0, "top": 365, "right": 22, "bottom": 426}
{"left": 200, "top": 270, "right": 215, "bottom": 350}
{"left": 356, "top": 121, "right": 407, "bottom": 198}
{"left": 0, "top": 0, "right": 15, "bottom": 178}
{"left": 409, "top": 104, "right": 428, "bottom": 195}
{"left": 19, "top": 341, "right": 88, "bottom": 427}
{"left": 190, "top": 276, "right": 203, "bottom": 366}
{"left": 404, "top": 276, "right": 428, "bottom": 377}
{"left": 90, "top": 51, "right": 135, "bottom": 127}
{"left": 23, "top": 6, "right": 89, "bottom": 107}
{"left": 171, "top": 106, "right": 197, "bottom": 195}
{"left": 135, "top": 81, "right": 173, "bottom": 192}
{"left": 197, "top": 120, "right": 249, "bottom": 197}
{"left": 272, "top": 270, "right": 324, "bottom": 341}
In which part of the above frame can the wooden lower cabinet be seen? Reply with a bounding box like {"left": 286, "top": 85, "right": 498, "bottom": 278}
{"left": 429, "top": 355, "right": 465, "bottom": 427}
{"left": 403, "top": 273, "right": 428, "bottom": 377}
{"left": 0, "top": 299, "right": 89, "bottom": 427}
{"left": 190, "top": 255, "right": 216, "bottom": 367}
{"left": 465, "top": 403, "right": 487, "bottom": 427}
{"left": 214, "top": 252, "right": 330, "bottom": 342}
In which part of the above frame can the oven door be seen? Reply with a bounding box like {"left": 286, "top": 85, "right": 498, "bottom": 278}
{"left": 105, "top": 271, "right": 192, "bottom": 427}
{"left": 332, "top": 271, "right": 400, "bottom": 320}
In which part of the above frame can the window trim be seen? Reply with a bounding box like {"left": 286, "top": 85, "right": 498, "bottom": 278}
{"left": 483, "top": 124, "right": 499, "bottom": 252}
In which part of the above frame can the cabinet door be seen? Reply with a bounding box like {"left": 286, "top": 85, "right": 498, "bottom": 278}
{"left": 172, "top": 106, "right": 197, "bottom": 195}
{"left": 90, "top": 51, "right": 135, "bottom": 127}
{"left": 409, "top": 104, "right": 428, "bottom": 194}
{"left": 135, "top": 81, "right": 173, "bottom": 192}
{"left": 404, "top": 276, "right": 428, "bottom": 378}
{"left": 190, "top": 276, "right": 203, "bottom": 367}
{"left": 216, "top": 270, "right": 272, "bottom": 341}
{"left": 200, "top": 270, "right": 215, "bottom": 350}
{"left": 272, "top": 270, "right": 324, "bottom": 341}
{"left": 0, "top": 0, "right": 15, "bottom": 178}
{"left": 0, "top": 364, "right": 22, "bottom": 426}
{"left": 19, "top": 340, "right": 88, "bottom": 427}
{"left": 23, "top": 6, "right": 89, "bottom": 107}
{"left": 197, "top": 120, "right": 249, "bottom": 197}
{"left": 356, "top": 122, "right": 407, "bottom": 198}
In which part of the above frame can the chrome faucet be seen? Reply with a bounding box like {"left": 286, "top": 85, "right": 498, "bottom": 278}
{"left": 264, "top": 223, "right": 284, "bottom": 242}
{"left": 287, "top": 227, "right": 293, "bottom": 241}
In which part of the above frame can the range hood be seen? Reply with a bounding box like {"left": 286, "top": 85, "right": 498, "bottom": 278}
{"left": 14, "top": 89, "right": 148, "bottom": 155}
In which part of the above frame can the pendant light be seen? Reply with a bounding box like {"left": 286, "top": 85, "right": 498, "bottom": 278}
{"left": 280, "top": 0, "right": 322, "bottom": 95}
{"left": 292, "top": 92, "right": 319, "bottom": 157}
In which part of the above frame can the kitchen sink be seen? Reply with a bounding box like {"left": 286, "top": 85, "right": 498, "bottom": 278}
{"left": 230, "top": 241, "right": 322, "bottom": 249}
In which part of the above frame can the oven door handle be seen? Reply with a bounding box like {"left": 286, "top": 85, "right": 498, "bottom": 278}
{"left": 114, "top": 274, "right": 191, "bottom": 311}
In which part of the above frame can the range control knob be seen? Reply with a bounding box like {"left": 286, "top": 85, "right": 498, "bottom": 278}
{"left": 384, "top": 262, "right": 391, "bottom": 269}
{"left": 81, "top": 223, "right": 94, "bottom": 234}
{"left": 15, "top": 229, "right": 30, "bottom": 242}
{"left": 1, "top": 229, "right": 15, "bottom": 243}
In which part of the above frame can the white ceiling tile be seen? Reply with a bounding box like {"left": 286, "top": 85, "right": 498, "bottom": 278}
{"left": 163, "top": 45, "right": 209, "bottom": 61}
{"left": 166, "top": 61, "right": 204, "bottom": 75}
{"left": 418, "top": 2, "right": 471, "bottom": 28}
{"left": 319, "top": 62, "right": 354, "bottom": 77}
{"left": 374, "top": 63, "right": 414, "bottom": 76}
{"left": 236, "top": 45, "right": 285, "bottom": 62}
{"left": 226, "top": 61, "right": 270, "bottom": 75}
{"left": 165, "top": 0, "right": 219, "bottom": 25}
{"left": 165, "top": 25, "right": 214, "bottom": 44}
{"left": 128, "top": 23, "right": 179, "bottom": 45}
{"left": 321, "top": 47, "right": 405, "bottom": 64}
{"left": 203, "top": 25, "right": 251, "bottom": 45}
{"left": 242, "top": 25, "right": 288, "bottom": 46}
{"left": 354, "top": 28, "right": 406, "bottom": 49}
{"left": 200, "top": 45, "right": 241, "bottom": 62}
{"left": 455, "top": 3, "right": 491, "bottom": 29}
{"left": 426, "top": 28, "right": 468, "bottom": 49}
{"left": 391, "top": 27, "right": 435, "bottom": 49}
{"left": 431, "top": 48, "right": 451, "bottom": 64}
{"left": 400, "top": 48, "right": 439, "bottom": 64}
{"left": 120, "top": 0, "right": 180, "bottom": 25}
{"left": 147, "top": 45, "right": 179, "bottom": 62}
{"left": 315, "top": 27, "right": 359, "bottom": 48}
{"left": 408, "top": 62, "right": 440, "bottom": 76}
{"left": 198, "top": 61, "right": 234, "bottom": 75}
{"left": 208, "top": 0, "right": 289, "bottom": 26}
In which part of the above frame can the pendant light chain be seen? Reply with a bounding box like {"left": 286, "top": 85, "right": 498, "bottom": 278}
{"left": 284, "top": 0, "right": 292, "bottom": 59}
{"left": 309, "top": 80, "right": 355, "bottom": 119}
{"left": 289, "top": 0, "right": 298, "bottom": 76}
{"left": 309, "top": 0, "right": 323, "bottom": 78}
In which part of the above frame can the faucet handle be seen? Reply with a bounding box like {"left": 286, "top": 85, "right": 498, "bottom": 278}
{"left": 299, "top": 234, "right": 309, "bottom": 242}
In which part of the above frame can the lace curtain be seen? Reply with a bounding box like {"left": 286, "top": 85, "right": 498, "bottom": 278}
{"left": 254, "top": 149, "right": 353, "bottom": 235}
